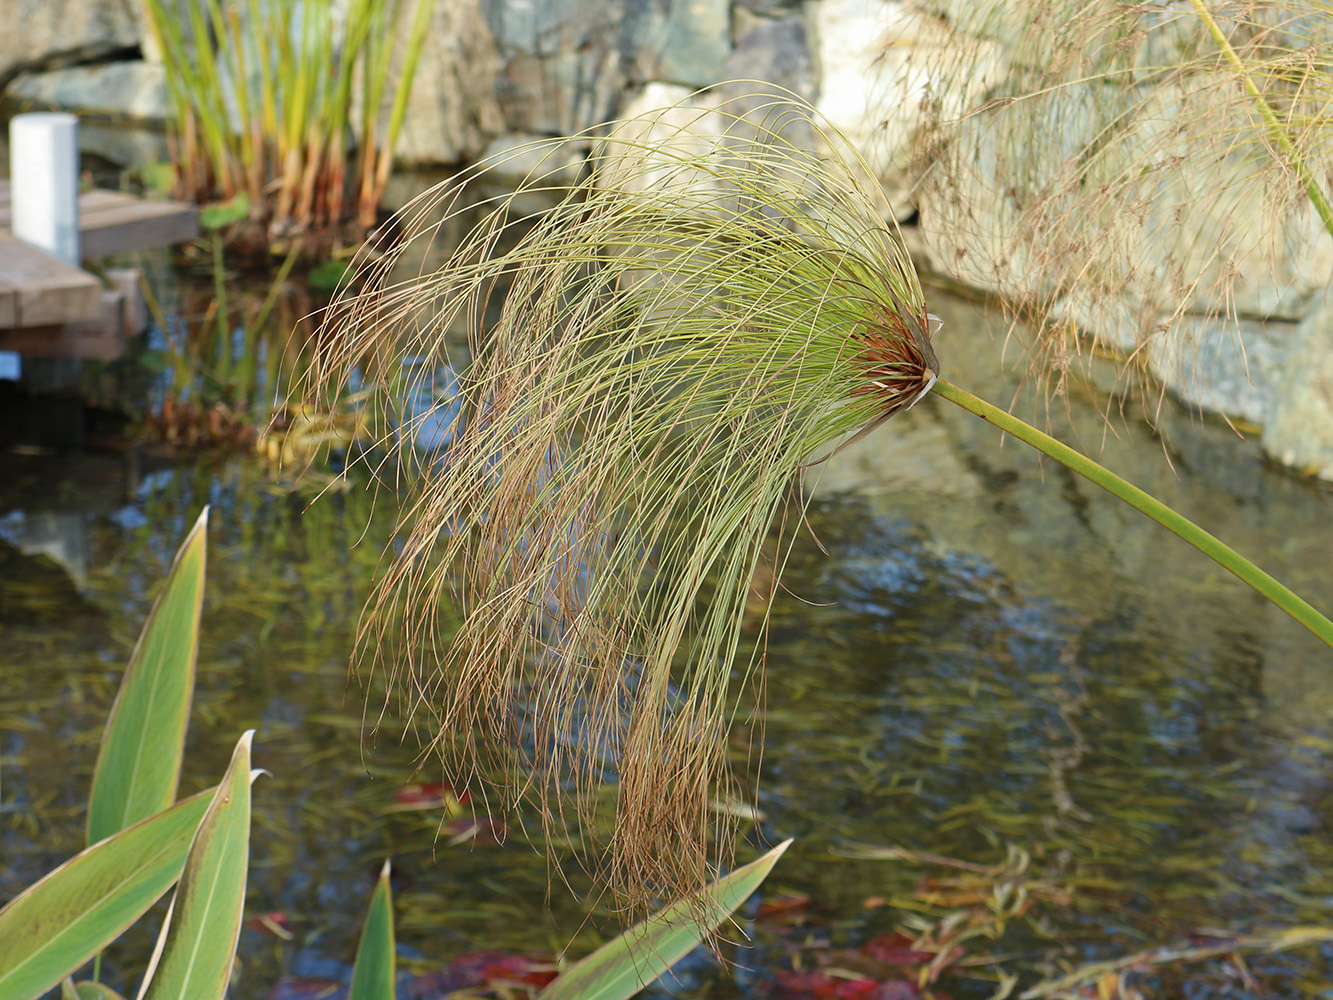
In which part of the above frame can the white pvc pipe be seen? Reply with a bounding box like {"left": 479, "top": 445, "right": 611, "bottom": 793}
{"left": 9, "top": 112, "right": 81, "bottom": 265}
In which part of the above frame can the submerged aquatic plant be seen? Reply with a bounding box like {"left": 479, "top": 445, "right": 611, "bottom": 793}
{"left": 299, "top": 89, "right": 1333, "bottom": 910}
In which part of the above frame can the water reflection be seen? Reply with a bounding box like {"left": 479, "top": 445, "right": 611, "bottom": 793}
{"left": 1, "top": 293, "right": 1331, "bottom": 999}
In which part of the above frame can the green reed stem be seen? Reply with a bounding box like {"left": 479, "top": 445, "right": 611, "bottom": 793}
{"left": 931, "top": 378, "right": 1333, "bottom": 648}
{"left": 1189, "top": 0, "right": 1333, "bottom": 243}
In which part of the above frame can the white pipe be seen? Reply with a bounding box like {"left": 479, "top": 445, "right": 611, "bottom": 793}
{"left": 9, "top": 112, "right": 81, "bottom": 266}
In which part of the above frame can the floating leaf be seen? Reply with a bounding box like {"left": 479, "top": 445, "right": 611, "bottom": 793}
{"left": 307, "top": 258, "right": 350, "bottom": 292}
{"left": 198, "top": 193, "right": 251, "bottom": 231}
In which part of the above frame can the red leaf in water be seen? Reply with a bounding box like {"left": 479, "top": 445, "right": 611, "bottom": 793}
{"left": 867, "top": 983, "right": 921, "bottom": 1000}
{"left": 861, "top": 933, "right": 933, "bottom": 966}
{"left": 757, "top": 893, "right": 812, "bottom": 924}
{"left": 439, "top": 949, "right": 557, "bottom": 991}
{"left": 247, "top": 910, "right": 295, "bottom": 939}
{"left": 773, "top": 969, "right": 842, "bottom": 999}
{"left": 833, "top": 979, "right": 883, "bottom": 999}
{"left": 392, "top": 782, "right": 472, "bottom": 809}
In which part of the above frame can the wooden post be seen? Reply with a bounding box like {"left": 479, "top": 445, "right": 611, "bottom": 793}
{"left": 9, "top": 113, "right": 80, "bottom": 266}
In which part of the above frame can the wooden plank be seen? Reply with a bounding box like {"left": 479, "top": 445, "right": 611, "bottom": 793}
{"left": 0, "top": 290, "right": 126, "bottom": 360}
{"left": 0, "top": 234, "right": 102, "bottom": 328}
{"left": 80, "top": 199, "right": 198, "bottom": 258}
{"left": 0, "top": 180, "right": 199, "bottom": 258}
{"left": 0, "top": 322, "right": 125, "bottom": 360}
{"left": 0, "top": 278, "right": 18, "bottom": 328}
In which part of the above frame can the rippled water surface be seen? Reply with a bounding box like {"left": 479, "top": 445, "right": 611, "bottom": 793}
{"left": 2, "top": 292, "right": 1331, "bottom": 999}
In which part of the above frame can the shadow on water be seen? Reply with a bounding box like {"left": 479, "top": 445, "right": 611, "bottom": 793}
{"left": 1, "top": 292, "right": 1331, "bottom": 998}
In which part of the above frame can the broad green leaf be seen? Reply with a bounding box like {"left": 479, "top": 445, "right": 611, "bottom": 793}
{"left": 140, "top": 731, "right": 255, "bottom": 1000}
{"left": 65, "top": 979, "right": 128, "bottom": 1000}
{"left": 538, "top": 840, "right": 791, "bottom": 1000}
{"left": 198, "top": 192, "right": 251, "bottom": 230}
{"left": 87, "top": 507, "right": 208, "bottom": 846}
{"left": 348, "top": 860, "right": 396, "bottom": 1000}
{"left": 0, "top": 789, "right": 213, "bottom": 1000}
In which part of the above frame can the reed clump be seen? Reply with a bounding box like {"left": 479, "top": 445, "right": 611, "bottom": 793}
{"left": 141, "top": 0, "right": 435, "bottom": 235}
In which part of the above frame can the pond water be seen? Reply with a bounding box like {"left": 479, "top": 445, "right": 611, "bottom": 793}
{"left": 2, "top": 288, "right": 1332, "bottom": 1000}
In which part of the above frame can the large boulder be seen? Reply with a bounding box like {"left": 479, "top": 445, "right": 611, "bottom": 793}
{"left": 1263, "top": 297, "right": 1333, "bottom": 480}
{"left": 1146, "top": 315, "right": 1296, "bottom": 427}
{"left": 815, "top": 0, "right": 1007, "bottom": 220}
{"left": 0, "top": 0, "right": 140, "bottom": 89}
{"left": 483, "top": 0, "right": 625, "bottom": 136}
{"left": 623, "top": 0, "right": 731, "bottom": 89}
{"left": 7, "top": 60, "right": 166, "bottom": 120}
{"left": 389, "top": 0, "right": 507, "bottom": 165}
{"left": 914, "top": 26, "right": 1333, "bottom": 472}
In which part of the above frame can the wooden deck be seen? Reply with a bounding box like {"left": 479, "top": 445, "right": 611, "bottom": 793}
{"left": 0, "top": 181, "right": 199, "bottom": 261}
{"left": 0, "top": 181, "right": 197, "bottom": 358}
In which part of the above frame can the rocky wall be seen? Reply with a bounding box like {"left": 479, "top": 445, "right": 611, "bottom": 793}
{"left": 3, "top": 0, "right": 1330, "bottom": 478}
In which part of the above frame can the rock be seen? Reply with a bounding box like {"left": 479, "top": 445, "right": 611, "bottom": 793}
{"left": 485, "top": 0, "right": 625, "bottom": 135}
{"left": 1116, "top": 78, "right": 1333, "bottom": 323}
{"left": 719, "top": 16, "right": 815, "bottom": 104}
{"left": 0, "top": 0, "right": 140, "bottom": 89}
{"left": 388, "top": 0, "right": 506, "bottom": 165}
{"left": 474, "top": 133, "right": 588, "bottom": 186}
{"left": 80, "top": 120, "right": 170, "bottom": 170}
{"left": 912, "top": 0, "right": 1040, "bottom": 50}
{"left": 597, "top": 82, "right": 730, "bottom": 195}
{"left": 733, "top": 0, "right": 803, "bottom": 15}
{"left": 1263, "top": 297, "right": 1333, "bottom": 479}
{"left": 624, "top": 0, "right": 732, "bottom": 89}
{"left": 1146, "top": 314, "right": 1295, "bottom": 426}
{"left": 814, "top": 0, "right": 1007, "bottom": 220}
{"left": 920, "top": 78, "right": 1145, "bottom": 297}
{"left": 7, "top": 60, "right": 166, "bottom": 120}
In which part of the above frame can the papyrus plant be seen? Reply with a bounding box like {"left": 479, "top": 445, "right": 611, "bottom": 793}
{"left": 299, "top": 90, "right": 1333, "bottom": 911}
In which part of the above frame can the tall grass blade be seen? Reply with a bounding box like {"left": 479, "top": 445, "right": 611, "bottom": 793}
{"left": 86, "top": 508, "right": 208, "bottom": 846}
{"left": 361, "top": 0, "right": 436, "bottom": 226}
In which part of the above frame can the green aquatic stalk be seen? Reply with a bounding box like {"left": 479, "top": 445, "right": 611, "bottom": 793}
{"left": 931, "top": 378, "right": 1333, "bottom": 648}
{"left": 1188, "top": 0, "right": 1333, "bottom": 243}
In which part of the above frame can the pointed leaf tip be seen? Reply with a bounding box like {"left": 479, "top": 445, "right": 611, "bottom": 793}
{"left": 538, "top": 839, "right": 790, "bottom": 1000}
{"left": 139, "top": 732, "right": 254, "bottom": 1000}
{"left": 348, "top": 858, "right": 396, "bottom": 1000}
{"left": 87, "top": 512, "right": 208, "bottom": 846}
